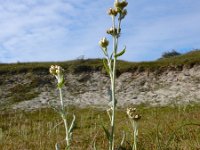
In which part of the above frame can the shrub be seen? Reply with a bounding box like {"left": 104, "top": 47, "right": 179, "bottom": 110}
{"left": 161, "top": 50, "right": 181, "bottom": 59}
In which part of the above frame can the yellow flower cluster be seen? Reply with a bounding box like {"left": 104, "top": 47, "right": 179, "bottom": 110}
{"left": 49, "top": 65, "right": 63, "bottom": 76}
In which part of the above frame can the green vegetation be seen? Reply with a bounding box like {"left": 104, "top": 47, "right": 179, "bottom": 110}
{"left": 0, "top": 59, "right": 103, "bottom": 75}
{"left": 160, "top": 50, "right": 181, "bottom": 59}
{"left": 1, "top": 50, "right": 200, "bottom": 76}
{"left": 49, "top": 65, "right": 76, "bottom": 149}
{"left": 0, "top": 105, "right": 200, "bottom": 149}
{"left": 98, "top": 0, "right": 129, "bottom": 148}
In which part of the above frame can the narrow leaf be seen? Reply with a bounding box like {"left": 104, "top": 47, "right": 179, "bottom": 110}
{"left": 115, "top": 47, "right": 126, "bottom": 58}
{"left": 102, "top": 125, "right": 111, "bottom": 141}
{"left": 120, "top": 131, "right": 126, "bottom": 146}
{"left": 69, "top": 114, "right": 76, "bottom": 134}
{"left": 93, "top": 141, "right": 97, "bottom": 150}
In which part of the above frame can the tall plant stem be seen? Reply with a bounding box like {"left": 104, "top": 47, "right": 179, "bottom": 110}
{"left": 110, "top": 76, "right": 116, "bottom": 150}
{"left": 59, "top": 88, "right": 70, "bottom": 148}
{"left": 110, "top": 15, "right": 119, "bottom": 150}
{"left": 100, "top": 1, "right": 127, "bottom": 149}
{"left": 132, "top": 121, "right": 138, "bottom": 150}
{"left": 59, "top": 88, "right": 64, "bottom": 111}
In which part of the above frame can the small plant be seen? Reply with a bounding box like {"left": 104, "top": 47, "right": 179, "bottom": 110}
{"left": 49, "top": 65, "right": 75, "bottom": 150}
{"left": 127, "top": 107, "right": 141, "bottom": 150}
{"left": 99, "top": 0, "right": 128, "bottom": 149}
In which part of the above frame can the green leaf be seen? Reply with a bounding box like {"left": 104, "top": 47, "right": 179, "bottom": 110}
{"left": 115, "top": 46, "right": 126, "bottom": 58}
{"left": 57, "top": 77, "right": 64, "bottom": 88}
{"left": 103, "top": 59, "right": 110, "bottom": 75}
{"left": 102, "top": 125, "right": 111, "bottom": 141}
{"left": 69, "top": 114, "right": 76, "bottom": 134}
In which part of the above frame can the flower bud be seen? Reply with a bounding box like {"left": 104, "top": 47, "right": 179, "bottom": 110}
{"left": 49, "top": 65, "right": 57, "bottom": 75}
{"left": 108, "top": 8, "right": 118, "bottom": 16}
{"left": 106, "top": 27, "right": 118, "bottom": 36}
{"left": 56, "top": 66, "right": 62, "bottom": 73}
{"left": 114, "top": 1, "right": 121, "bottom": 8}
{"left": 133, "top": 114, "right": 141, "bottom": 121}
{"left": 50, "top": 65, "right": 62, "bottom": 76}
{"left": 99, "top": 37, "right": 109, "bottom": 48}
{"left": 127, "top": 107, "right": 141, "bottom": 121}
{"left": 114, "top": 0, "right": 128, "bottom": 11}
{"left": 50, "top": 65, "right": 64, "bottom": 87}
{"left": 121, "top": 0, "right": 128, "bottom": 8}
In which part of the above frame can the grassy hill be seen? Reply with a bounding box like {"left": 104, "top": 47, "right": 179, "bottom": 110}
{"left": 1, "top": 50, "right": 200, "bottom": 149}
{"left": 1, "top": 50, "right": 200, "bottom": 75}
{"left": 1, "top": 49, "right": 200, "bottom": 108}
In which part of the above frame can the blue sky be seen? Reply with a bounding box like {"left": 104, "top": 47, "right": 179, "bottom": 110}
{"left": 0, "top": 0, "right": 200, "bottom": 63}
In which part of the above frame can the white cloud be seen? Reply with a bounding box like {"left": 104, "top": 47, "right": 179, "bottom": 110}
{"left": 121, "top": 0, "right": 200, "bottom": 61}
{"left": 0, "top": 0, "right": 75, "bottom": 62}
{"left": 0, "top": 0, "right": 200, "bottom": 62}
{"left": 0, "top": 0, "right": 112, "bottom": 62}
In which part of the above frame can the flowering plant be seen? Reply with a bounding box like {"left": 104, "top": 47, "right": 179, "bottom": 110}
{"left": 127, "top": 107, "right": 141, "bottom": 150}
{"left": 99, "top": 0, "right": 128, "bottom": 149}
{"left": 49, "top": 65, "right": 75, "bottom": 150}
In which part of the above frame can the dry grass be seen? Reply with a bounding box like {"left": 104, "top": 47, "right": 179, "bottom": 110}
{"left": 0, "top": 104, "right": 200, "bottom": 150}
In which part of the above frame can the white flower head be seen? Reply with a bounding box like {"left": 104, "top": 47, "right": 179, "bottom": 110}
{"left": 127, "top": 107, "right": 141, "bottom": 121}
{"left": 99, "top": 37, "right": 109, "bottom": 48}
{"left": 49, "top": 65, "right": 64, "bottom": 87}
